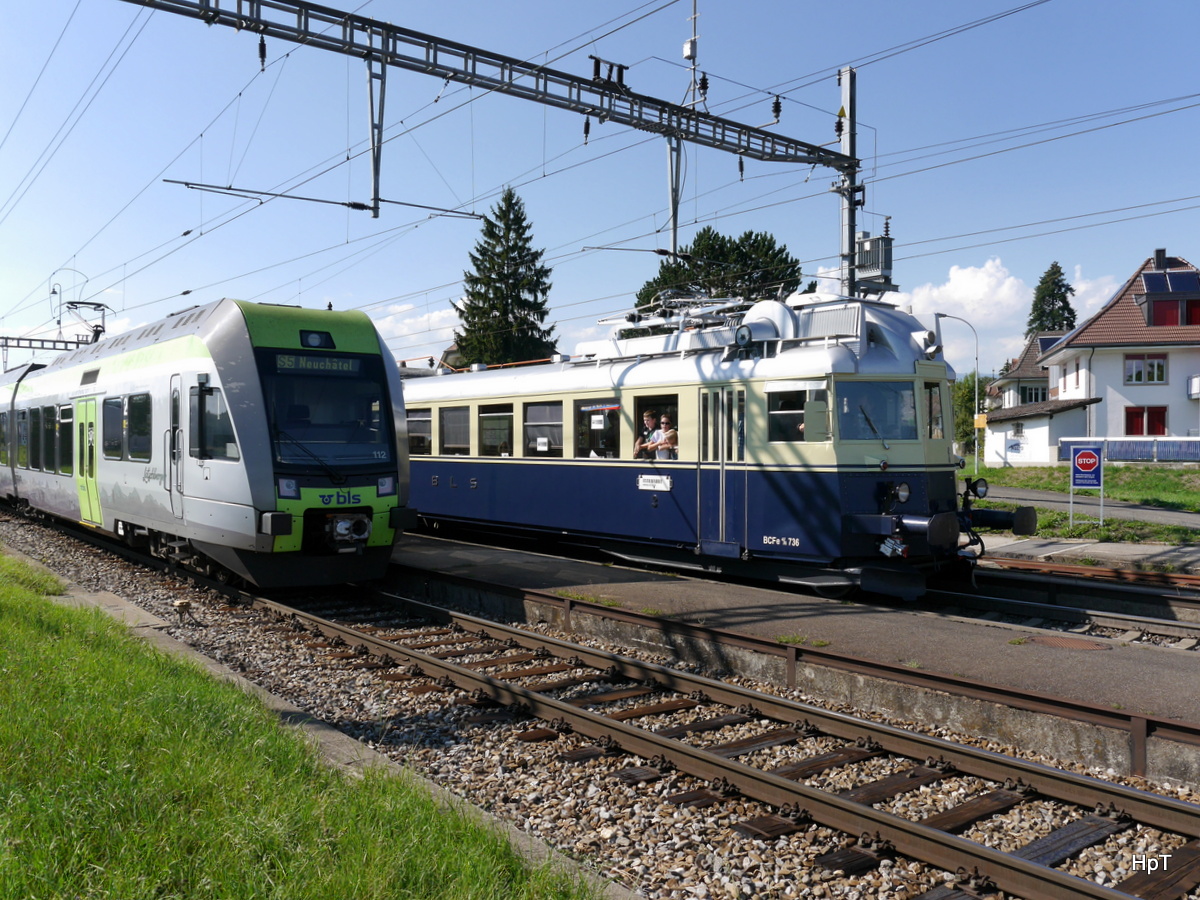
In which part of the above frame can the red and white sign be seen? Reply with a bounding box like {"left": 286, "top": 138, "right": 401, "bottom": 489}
{"left": 1070, "top": 445, "right": 1103, "bottom": 489}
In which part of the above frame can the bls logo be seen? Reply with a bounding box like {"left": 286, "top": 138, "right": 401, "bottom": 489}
{"left": 319, "top": 491, "right": 363, "bottom": 506}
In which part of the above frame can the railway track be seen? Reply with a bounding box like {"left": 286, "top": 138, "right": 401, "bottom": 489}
{"left": 925, "top": 577, "right": 1200, "bottom": 649}
{"left": 7, "top": 509, "right": 1200, "bottom": 896}
{"left": 254, "top": 587, "right": 1200, "bottom": 900}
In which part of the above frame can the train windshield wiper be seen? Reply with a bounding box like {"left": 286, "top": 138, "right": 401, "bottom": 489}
{"left": 859, "top": 405, "right": 889, "bottom": 450}
{"left": 274, "top": 428, "right": 347, "bottom": 484}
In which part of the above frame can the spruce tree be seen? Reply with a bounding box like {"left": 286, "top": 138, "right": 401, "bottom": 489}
{"left": 454, "top": 188, "right": 555, "bottom": 366}
{"left": 1026, "top": 261, "right": 1077, "bottom": 337}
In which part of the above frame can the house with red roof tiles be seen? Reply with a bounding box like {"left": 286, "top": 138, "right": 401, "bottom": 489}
{"left": 985, "top": 250, "right": 1200, "bottom": 465}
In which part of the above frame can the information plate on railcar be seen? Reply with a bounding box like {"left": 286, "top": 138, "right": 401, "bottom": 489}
{"left": 637, "top": 475, "right": 673, "bottom": 492}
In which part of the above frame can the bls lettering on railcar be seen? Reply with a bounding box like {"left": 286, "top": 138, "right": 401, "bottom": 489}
{"left": 319, "top": 491, "right": 363, "bottom": 505}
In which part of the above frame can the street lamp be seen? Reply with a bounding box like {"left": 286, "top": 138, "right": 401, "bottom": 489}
{"left": 935, "top": 312, "right": 980, "bottom": 475}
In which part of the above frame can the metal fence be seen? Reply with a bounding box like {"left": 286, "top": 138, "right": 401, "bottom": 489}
{"left": 1058, "top": 437, "right": 1200, "bottom": 462}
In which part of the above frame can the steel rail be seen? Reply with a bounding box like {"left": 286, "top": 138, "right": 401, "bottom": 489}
{"left": 391, "top": 560, "right": 1200, "bottom": 771}
{"left": 925, "top": 587, "right": 1200, "bottom": 641}
{"left": 986, "top": 556, "right": 1200, "bottom": 593}
{"left": 248, "top": 588, "right": 1200, "bottom": 898}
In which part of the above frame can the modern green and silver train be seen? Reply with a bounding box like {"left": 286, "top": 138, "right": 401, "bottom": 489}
{"left": 0, "top": 299, "right": 415, "bottom": 587}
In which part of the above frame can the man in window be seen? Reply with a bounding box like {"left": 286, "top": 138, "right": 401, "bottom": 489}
{"left": 634, "top": 409, "right": 660, "bottom": 459}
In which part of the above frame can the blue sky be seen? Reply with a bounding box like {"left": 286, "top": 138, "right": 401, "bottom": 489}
{"left": 3, "top": 0, "right": 1198, "bottom": 377}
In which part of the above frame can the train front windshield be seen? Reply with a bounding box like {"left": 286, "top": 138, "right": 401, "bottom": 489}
{"left": 836, "top": 381, "right": 918, "bottom": 441}
{"left": 258, "top": 350, "right": 395, "bottom": 469}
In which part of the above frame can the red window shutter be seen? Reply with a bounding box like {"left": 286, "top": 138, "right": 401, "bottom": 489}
{"left": 1125, "top": 407, "right": 1145, "bottom": 435}
{"left": 1147, "top": 406, "right": 1168, "bottom": 436}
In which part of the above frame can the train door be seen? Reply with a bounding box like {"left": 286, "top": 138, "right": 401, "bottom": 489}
{"left": 167, "top": 375, "right": 184, "bottom": 519}
{"left": 696, "top": 386, "right": 746, "bottom": 558}
{"left": 74, "top": 399, "right": 102, "bottom": 525}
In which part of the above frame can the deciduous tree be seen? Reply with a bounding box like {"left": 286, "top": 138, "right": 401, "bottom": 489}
{"left": 635, "top": 226, "right": 808, "bottom": 310}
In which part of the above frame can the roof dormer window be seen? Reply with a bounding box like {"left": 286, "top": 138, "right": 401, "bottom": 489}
{"left": 1135, "top": 270, "right": 1200, "bottom": 325}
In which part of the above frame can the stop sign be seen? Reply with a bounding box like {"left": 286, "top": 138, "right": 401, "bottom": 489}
{"left": 1071, "top": 445, "right": 1103, "bottom": 488}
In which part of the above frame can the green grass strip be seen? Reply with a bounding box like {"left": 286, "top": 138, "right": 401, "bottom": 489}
{"left": 0, "top": 554, "right": 599, "bottom": 900}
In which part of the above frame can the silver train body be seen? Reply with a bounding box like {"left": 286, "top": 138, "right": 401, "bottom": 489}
{"left": 401, "top": 291, "right": 1034, "bottom": 599}
{"left": 0, "top": 299, "right": 415, "bottom": 587}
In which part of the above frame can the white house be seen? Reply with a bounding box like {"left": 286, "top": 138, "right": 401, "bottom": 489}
{"left": 984, "top": 332, "right": 1099, "bottom": 466}
{"left": 986, "top": 249, "right": 1200, "bottom": 465}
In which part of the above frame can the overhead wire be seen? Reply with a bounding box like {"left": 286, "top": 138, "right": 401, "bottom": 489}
{"left": 0, "top": 0, "right": 84, "bottom": 157}
{"left": 7, "top": 0, "right": 1190, "bottom": 363}
{"left": 0, "top": 6, "right": 155, "bottom": 231}
{"left": 6, "top": 1, "right": 683, "bottom": 330}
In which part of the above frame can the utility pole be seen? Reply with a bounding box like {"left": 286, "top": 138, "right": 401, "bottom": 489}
{"left": 837, "top": 67, "right": 859, "bottom": 298}
{"left": 115, "top": 0, "right": 861, "bottom": 290}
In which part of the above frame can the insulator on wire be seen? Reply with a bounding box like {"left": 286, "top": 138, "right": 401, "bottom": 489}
{"left": 583, "top": 116, "right": 591, "bottom": 145}
{"left": 738, "top": 157, "right": 744, "bottom": 182}
{"left": 698, "top": 72, "right": 709, "bottom": 100}
{"left": 834, "top": 115, "right": 844, "bottom": 139}
{"left": 258, "top": 35, "right": 266, "bottom": 71}
{"left": 772, "top": 95, "right": 782, "bottom": 121}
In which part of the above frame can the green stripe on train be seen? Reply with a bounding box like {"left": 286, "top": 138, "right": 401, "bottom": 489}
{"left": 235, "top": 300, "right": 381, "bottom": 354}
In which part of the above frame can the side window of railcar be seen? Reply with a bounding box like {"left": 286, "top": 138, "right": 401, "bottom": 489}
{"left": 438, "top": 406, "right": 470, "bottom": 455}
{"left": 768, "top": 392, "right": 807, "bottom": 443}
{"left": 479, "top": 404, "right": 513, "bottom": 457}
{"left": 189, "top": 387, "right": 239, "bottom": 461}
{"left": 633, "top": 395, "right": 680, "bottom": 460}
{"left": 0, "top": 411, "right": 7, "bottom": 465}
{"left": 924, "top": 382, "right": 945, "bottom": 440}
{"left": 767, "top": 390, "right": 829, "bottom": 443}
{"left": 574, "top": 399, "right": 620, "bottom": 458}
{"left": 102, "top": 398, "right": 123, "bottom": 458}
{"left": 30, "top": 408, "right": 43, "bottom": 470}
{"left": 523, "top": 401, "right": 563, "bottom": 457}
{"left": 42, "top": 406, "right": 56, "bottom": 472}
{"left": 58, "top": 406, "right": 73, "bottom": 476}
{"left": 127, "top": 394, "right": 152, "bottom": 461}
{"left": 407, "top": 408, "right": 431, "bottom": 455}
{"left": 16, "top": 410, "right": 28, "bottom": 468}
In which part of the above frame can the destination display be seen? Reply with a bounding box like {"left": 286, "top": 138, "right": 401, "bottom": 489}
{"left": 275, "top": 354, "right": 362, "bottom": 375}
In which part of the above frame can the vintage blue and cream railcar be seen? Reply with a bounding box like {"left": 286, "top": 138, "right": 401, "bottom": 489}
{"left": 401, "top": 291, "right": 1034, "bottom": 599}
{"left": 0, "top": 299, "right": 415, "bottom": 587}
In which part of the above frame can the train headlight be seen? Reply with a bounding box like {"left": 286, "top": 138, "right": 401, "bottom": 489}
{"left": 300, "top": 330, "right": 335, "bottom": 349}
{"left": 377, "top": 475, "right": 396, "bottom": 497}
{"left": 278, "top": 477, "right": 301, "bottom": 500}
{"left": 967, "top": 477, "right": 989, "bottom": 499}
{"left": 894, "top": 482, "right": 911, "bottom": 504}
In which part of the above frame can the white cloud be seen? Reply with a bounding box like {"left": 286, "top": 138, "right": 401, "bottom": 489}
{"left": 895, "top": 258, "right": 1031, "bottom": 376}
{"left": 1070, "top": 265, "right": 1119, "bottom": 319}
{"left": 371, "top": 301, "right": 461, "bottom": 364}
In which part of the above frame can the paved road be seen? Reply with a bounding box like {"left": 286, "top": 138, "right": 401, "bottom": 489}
{"left": 986, "top": 486, "right": 1200, "bottom": 529}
